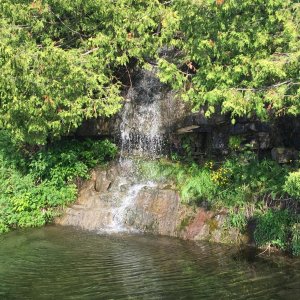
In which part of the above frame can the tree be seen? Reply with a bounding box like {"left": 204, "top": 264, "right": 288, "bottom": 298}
{"left": 159, "top": 0, "right": 300, "bottom": 123}
{"left": 0, "top": 0, "right": 176, "bottom": 144}
{"left": 1, "top": 0, "right": 299, "bottom": 145}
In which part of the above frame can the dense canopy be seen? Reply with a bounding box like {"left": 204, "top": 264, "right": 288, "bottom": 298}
{"left": 0, "top": 0, "right": 299, "bottom": 144}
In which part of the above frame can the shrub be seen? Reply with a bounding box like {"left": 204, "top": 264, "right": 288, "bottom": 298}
{"left": 254, "top": 210, "right": 291, "bottom": 250}
{"left": 227, "top": 210, "right": 247, "bottom": 232}
{"left": 292, "top": 223, "right": 300, "bottom": 256}
{"left": 0, "top": 131, "right": 117, "bottom": 232}
{"left": 284, "top": 170, "right": 300, "bottom": 200}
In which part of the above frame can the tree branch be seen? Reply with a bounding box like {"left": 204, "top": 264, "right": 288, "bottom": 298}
{"left": 81, "top": 48, "right": 99, "bottom": 56}
{"left": 233, "top": 80, "right": 300, "bottom": 92}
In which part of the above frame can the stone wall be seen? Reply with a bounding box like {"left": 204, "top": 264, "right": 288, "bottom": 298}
{"left": 173, "top": 113, "right": 300, "bottom": 162}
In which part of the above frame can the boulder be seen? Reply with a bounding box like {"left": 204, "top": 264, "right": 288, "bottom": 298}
{"left": 94, "top": 170, "right": 112, "bottom": 192}
{"left": 130, "top": 188, "right": 180, "bottom": 236}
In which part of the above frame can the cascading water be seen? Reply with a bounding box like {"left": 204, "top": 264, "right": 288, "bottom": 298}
{"left": 106, "top": 68, "right": 165, "bottom": 232}
{"left": 107, "top": 182, "right": 157, "bottom": 233}
{"left": 120, "top": 70, "right": 165, "bottom": 158}
{"left": 120, "top": 101, "right": 163, "bottom": 157}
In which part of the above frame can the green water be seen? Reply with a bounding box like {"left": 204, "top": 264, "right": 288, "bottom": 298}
{"left": 0, "top": 226, "right": 299, "bottom": 299}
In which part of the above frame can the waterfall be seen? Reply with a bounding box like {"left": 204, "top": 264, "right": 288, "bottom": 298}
{"left": 58, "top": 68, "right": 177, "bottom": 234}
{"left": 103, "top": 68, "right": 164, "bottom": 232}
{"left": 107, "top": 182, "right": 157, "bottom": 233}
{"left": 120, "top": 69, "right": 165, "bottom": 158}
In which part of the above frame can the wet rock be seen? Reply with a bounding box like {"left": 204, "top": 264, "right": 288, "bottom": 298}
{"left": 57, "top": 162, "right": 248, "bottom": 245}
{"left": 106, "top": 164, "right": 120, "bottom": 181}
{"left": 94, "top": 170, "right": 111, "bottom": 193}
{"left": 131, "top": 188, "right": 180, "bottom": 236}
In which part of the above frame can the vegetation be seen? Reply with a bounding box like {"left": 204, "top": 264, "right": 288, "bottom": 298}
{"left": 140, "top": 154, "right": 291, "bottom": 206}
{"left": 284, "top": 170, "right": 300, "bottom": 200}
{"left": 161, "top": 0, "right": 300, "bottom": 123}
{"left": 0, "top": 0, "right": 175, "bottom": 144}
{"left": 0, "top": 131, "right": 117, "bottom": 233}
{"left": 1, "top": 1, "right": 299, "bottom": 144}
{"left": 139, "top": 152, "right": 299, "bottom": 255}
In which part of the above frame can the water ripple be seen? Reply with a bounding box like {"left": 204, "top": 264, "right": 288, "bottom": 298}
{"left": 0, "top": 226, "right": 299, "bottom": 300}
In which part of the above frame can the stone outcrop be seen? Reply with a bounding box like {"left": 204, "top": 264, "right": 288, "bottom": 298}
{"left": 172, "top": 113, "right": 300, "bottom": 159}
{"left": 56, "top": 162, "right": 246, "bottom": 244}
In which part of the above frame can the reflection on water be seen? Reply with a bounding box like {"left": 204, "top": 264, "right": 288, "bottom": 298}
{"left": 0, "top": 226, "right": 299, "bottom": 300}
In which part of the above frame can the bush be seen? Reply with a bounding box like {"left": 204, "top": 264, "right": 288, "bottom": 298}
{"left": 292, "top": 223, "right": 300, "bottom": 256}
{"left": 284, "top": 170, "right": 300, "bottom": 200}
{"left": 140, "top": 155, "right": 289, "bottom": 207}
{"left": 29, "top": 139, "right": 118, "bottom": 184}
{"left": 0, "top": 131, "right": 117, "bottom": 233}
{"left": 254, "top": 210, "right": 291, "bottom": 250}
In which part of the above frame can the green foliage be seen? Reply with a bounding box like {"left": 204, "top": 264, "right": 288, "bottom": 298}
{"left": 0, "top": 131, "right": 117, "bottom": 233}
{"left": 29, "top": 139, "right": 118, "bottom": 184}
{"left": 227, "top": 209, "right": 247, "bottom": 232}
{"left": 228, "top": 136, "right": 243, "bottom": 151}
{"left": 217, "top": 156, "right": 289, "bottom": 206}
{"left": 160, "top": 0, "right": 300, "bottom": 120}
{"left": 284, "top": 170, "right": 300, "bottom": 200}
{"left": 180, "top": 166, "right": 216, "bottom": 203}
{"left": 0, "top": 0, "right": 177, "bottom": 144}
{"left": 139, "top": 159, "right": 216, "bottom": 204}
{"left": 291, "top": 222, "right": 300, "bottom": 256}
{"left": 1, "top": 1, "right": 299, "bottom": 145}
{"left": 254, "top": 209, "right": 292, "bottom": 250}
{"left": 140, "top": 155, "right": 289, "bottom": 207}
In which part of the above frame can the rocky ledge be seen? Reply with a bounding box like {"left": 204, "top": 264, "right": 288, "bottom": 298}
{"left": 56, "top": 161, "right": 248, "bottom": 245}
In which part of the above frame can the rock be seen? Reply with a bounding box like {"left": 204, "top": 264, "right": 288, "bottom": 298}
{"left": 183, "top": 209, "right": 213, "bottom": 240}
{"left": 94, "top": 170, "right": 111, "bottom": 192}
{"left": 271, "top": 147, "right": 299, "bottom": 164}
{"left": 132, "top": 188, "right": 180, "bottom": 236}
{"left": 57, "top": 161, "right": 248, "bottom": 245}
{"left": 258, "top": 132, "right": 271, "bottom": 149}
{"left": 176, "top": 125, "right": 200, "bottom": 134}
{"left": 212, "top": 131, "right": 228, "bottom": 150}
{"left": 106, "top": 163, "right": 120, "bottom": 181}
{"left": 230, "top": 124, "right": 246, "bottom": 135}
{"left": 76, "top": 116, "right": 119, "bottom": 138}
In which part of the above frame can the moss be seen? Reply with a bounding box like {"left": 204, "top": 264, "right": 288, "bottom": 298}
{"left": 206, "top": 218, "right": 219, "bottom": 233}
{"left": 178, "top": 215, "right": 194, "bottom": 231}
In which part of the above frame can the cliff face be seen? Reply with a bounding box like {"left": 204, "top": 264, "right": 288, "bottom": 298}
{"left": 75, "top": 69, "right": 300, "bottom": 162}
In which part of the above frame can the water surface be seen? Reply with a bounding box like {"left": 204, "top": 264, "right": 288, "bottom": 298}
{"left": 0, "top": 226, "right": 299, "bottom": 299}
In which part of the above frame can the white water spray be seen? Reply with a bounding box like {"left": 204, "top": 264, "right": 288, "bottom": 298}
{"left": 105, "top": 69, "right": 164, "bottom": 232}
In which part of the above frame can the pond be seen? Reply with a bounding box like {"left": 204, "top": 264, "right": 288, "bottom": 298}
{"left": 0, "top": 226, "right": 299, "bottom": 299}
